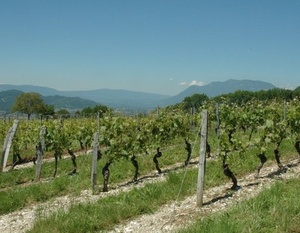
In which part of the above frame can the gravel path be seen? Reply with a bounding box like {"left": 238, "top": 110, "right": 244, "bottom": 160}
{"left": 110, "top": 158, "right": 300, "bottom": 233}
{"left": 1, "top": 158, "right": 299, "bottom": 233}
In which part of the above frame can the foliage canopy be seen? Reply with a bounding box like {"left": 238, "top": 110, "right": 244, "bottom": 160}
{"left": 11, "top": 92, "right": 48, "bottom": 119}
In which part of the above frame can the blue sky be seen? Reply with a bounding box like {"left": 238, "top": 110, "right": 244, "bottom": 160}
{"left": 0, "top": 0, "right": 299, "bottom": 95}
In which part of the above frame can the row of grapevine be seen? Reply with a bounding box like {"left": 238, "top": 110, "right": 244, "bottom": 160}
{"left": 1, "top": 110, "right": 195, "bottom": 190}
{"left": 209, "top": 98, "right": 300, "bottom": 189}
{"left": 1, "top": 98, "right": 299, "bottom": 192}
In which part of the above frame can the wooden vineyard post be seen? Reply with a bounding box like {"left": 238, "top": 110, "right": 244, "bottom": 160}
{"left": 1, "top": 119, "right": 19, "bottom": 172}
{"left": 97, "top": 111, "right": 101, "bottom": 134}
{"left": 283, "top": 100, "right": 287, "bottom": 121}
{"left": 91, "top": 132, "right": 99, "bottom": 194}
{"left": 35, "top": 126, "right": 46, "bottom": 182}
{"left": 215, "top": 103, "right": 220, "bottom": 155}
{"left": 196, "top": 110, "right": 208, "bottom": 207}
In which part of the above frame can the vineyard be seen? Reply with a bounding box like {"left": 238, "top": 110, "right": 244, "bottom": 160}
{"left": 1, "top": 98, "right": 300, "bottom": 232}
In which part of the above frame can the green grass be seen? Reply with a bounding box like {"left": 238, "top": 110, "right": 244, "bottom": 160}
{"left": 179, "top": 178, "right": 300, "bottom": 233}
{"left": 0, "top": 175, "right": 82, "bottom": 215}
{"left": 26, "top": 137, "right": 300, "bottom": 232}
{"left": 28, "top": 169, "right": 199, "bottom": 233}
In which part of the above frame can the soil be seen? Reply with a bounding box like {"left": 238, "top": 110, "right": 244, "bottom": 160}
{"left": 1, "top": 156, "right": 300, "bottom": 233}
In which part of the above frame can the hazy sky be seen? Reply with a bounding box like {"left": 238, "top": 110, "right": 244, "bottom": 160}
{"left": 0, "top": 0, "right": 299, "bottom": 95}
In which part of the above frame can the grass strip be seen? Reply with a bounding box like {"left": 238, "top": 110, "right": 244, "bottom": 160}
{"left": 28, "top": 168, "right": 199, "bottom": 233}
{"left": 26, "top": 152, "right": 271, "bottom": 233}
{"left": 27, "top": 146, "right": 299, "bottom": 233}
{"left": 179, "top": 178, "right": 300, "bottom": 233}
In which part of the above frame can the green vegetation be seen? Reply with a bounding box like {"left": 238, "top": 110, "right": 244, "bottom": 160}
{"left": 0, "top": 140, "right": 189, "bottom": 215}
{"left": 1, "top": 90, "right": 300, "bottom": 232}
{"left": 11, "top": 92, "right": 54, "bottom": 119}
{"left": 75, "top": 104, "right": 112, "bottom": 117}
{"left": 179, "top": 178, "right": 300, "bottom": 233}
{"left": 181, "top": 93, "right": 209, "bottom": 112}
{"left": 27, "top": 144, "right": 298, "bottom": 232}
{"left": 28, "top": 169, "right": 198, "bottom": 233}
{"left": 212, "top": 88, "right": 300, "bottom": 105}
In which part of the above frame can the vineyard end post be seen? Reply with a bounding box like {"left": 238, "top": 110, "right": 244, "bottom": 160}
{"left": 91, "top": 132, "right": 99, "bottom": 194}
{"left": 1, "top": 119, "right": 19, "bottom": 172}
{"left": 196, "top": 109, "right": 208, "bottom": 207}
{"left": 34, "top": 126, "right": 46, "bottom": 182}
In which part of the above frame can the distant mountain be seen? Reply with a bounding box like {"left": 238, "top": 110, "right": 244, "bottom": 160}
{"left": 162, "top": 79, "right": 276, "bottom": 106}
{"left": 0, "top": 84, "right": 170, "bottom": 111}
{"left": 0, "top": 89, "right": 99, "bottom": 112}
{"left": 43, "top": 95, "right": 99, "bottom": 110}
{"left": 0, "top": 84, "right": 61, "bottom": 96}
{"left": 0, "top": 79, "right": 277, "bottom": 111}
{"left": 0, "top": 89, "right": 23, "bottom": 112}
{"left": 60, "top": 89, "right": 170, "bottom": 110}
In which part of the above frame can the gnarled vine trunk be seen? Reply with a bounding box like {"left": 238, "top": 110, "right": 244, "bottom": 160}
{"left": 274, "top": 139, "right": 284, "bottom": 169}
{"left": 131, "top": 155, "right": 139, "bottom": 182}
{"left": 11, "top": 153, "right": 36, "bottom": 170}
{"left": 102, "top": 160, "right": 113, "bottom": 192}
{"left": 222, "top": 156, "right": 238, "bottom": 190}
{"left": 53, "top": 151, "right": 60, "bottom": 177}
{"left": 256, "top": 153, "right": 267, "bottom": 176}
{"left": 153, "top": 147, "right": 162, "bottom": 174}
{"left": 67, "top": 149, "right": 77, "bottom": 175}
{"left": 184, "top": 139, "right": 192, "bottom": 166}
{"left": 274, "top": 148, "right": 283, "bottom": 169}
{"left": 206, "top": 142, "right": 211, "bottom": 158}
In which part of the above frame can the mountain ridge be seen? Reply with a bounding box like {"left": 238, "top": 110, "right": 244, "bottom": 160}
{"left": 0, "top": 79, "right": 277, "bottom": 111}
{"left": 161, "top": 79, "right": 276, "bottom": 106}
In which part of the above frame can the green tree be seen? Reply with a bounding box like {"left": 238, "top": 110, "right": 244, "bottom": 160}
{"left": 80, "top": 105, "right": 111, "bottom": 117}
{"left": 11, "top": 92, "right": 46, "bottom": 119}
{"left": 56, "top": 109, "right": 70, "bottom": 118}
{"left": 42, "top": 104, "right": 55, "bottom": 116}
{"left": 182, "top": 93, "right": 209, "bottom": 112}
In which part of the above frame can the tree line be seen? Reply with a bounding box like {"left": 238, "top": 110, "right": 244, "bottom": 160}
{"left": 8, "top": 86, "right": 300, "bottom": 119}
{"left": 10, "top": 92, "right": 111, "bottom": 120}
{"left": 169, "top": 87, "right": 300, "bottom": 112}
